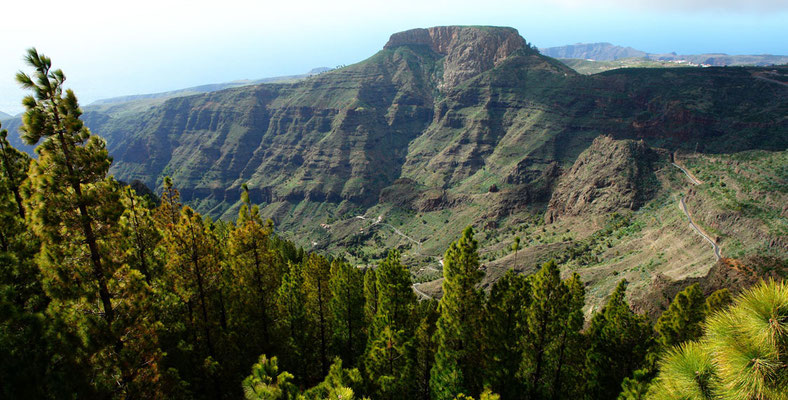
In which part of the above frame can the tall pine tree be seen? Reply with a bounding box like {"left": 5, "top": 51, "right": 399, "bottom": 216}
{"left": 483, "top": 269, "right": 530, "bottom": 399}
{"left": 363, "top": 250, "right": 417, "bottom": 399}
{"left": 430, "top": 226, "right": 485, "bottom": 400}
{"left": 328, "top": 258, "right": 366, "bottom": 367}
{"left": 584, "top": 280, "right": 654, "bottom": 400}
{"left": 18, "top": 48, "right": 164, "bottom": 397}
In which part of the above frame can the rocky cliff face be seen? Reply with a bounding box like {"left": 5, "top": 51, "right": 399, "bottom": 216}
{"left": 545, "top": 136, "right": 667, "bottom": 223}
{"left": 385, "top": 26, "right": 529, "bottom": 90}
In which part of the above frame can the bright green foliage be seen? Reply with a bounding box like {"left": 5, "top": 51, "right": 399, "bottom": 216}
{"left": 705, "top": 281, "right": 788, "bottom": 400}
{"left": 329, "top": 258, "right": 366, "bottom": 366}
{"left": 483, "top": 269, "right": 530, "bottom": 398}
{"left": 17, "top": 48, "right": 164, "bottom": 397}
{"left": 584, "top": 280, "right": 654, "bottom": 400}
{"left": 303, "top": 253, "right": 334, "bottom": 380}
{"left": 430, "top": 226, "right": 485, "bottom": 400}
{"left": 655, "top": 283, "right": 707, "bottom": 348}
{"left": 649, "top": 281, "right": 788, "bottom": 399}
{"left": 520, "top": 260, "right": 569, "bottom": 399}
{"left": 242, "top": 355, "right": 299, "bottom": 400}
{"left": 705, "top": 288, "right": 732, "bottom": 314}
{"left": 648, "top": 342, "right": 718, "bottom": 400}
{"left": 512, "top": 236, "right": 520, "bottom": 267}
{"left": 363, "top": 250, "right": 416, "bottom": 399}
{"left": 302, "top": 357, "right": 363, "bottom": 400}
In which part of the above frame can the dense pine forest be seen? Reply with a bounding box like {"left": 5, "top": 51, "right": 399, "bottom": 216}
{"left": 2, "top": 49, "right": 787, "bottom": 400}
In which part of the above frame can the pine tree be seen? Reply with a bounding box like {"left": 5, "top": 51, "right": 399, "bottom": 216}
{"left": 119, "top": 186, "right": 162, "bottom": 283}
{"left": 363, "top": 250, "right": 417, "bottom": 399}
{"left": 226, "top": 184, "right": 279, "bottom": 356}
{"left": 17, "top": 48, "right": 164, "bottom": 397}
{"left": 549, "top": 272, "right": 586, "bottom": 400}
{"left": 654, "top": 283, "right": 706, "bottom": 348}
{"left": 520, "top": 259, "right": 569, "bottom": 399}
{"left": 328, "top": 258, "right": 366, "bottom": 366}
{"left": 161, "top": 206, "right": 222, "bottom": 378}
{"left": 483, "top": 269, "right": 530, "bottom": 399}
{"left": 277, "top": 261, "right": 310, "bottom": 384}
{"left": 303, "top": 253, "right": 333, "bottom": 379}
{"left": 430, "top": 226, "right": 485, "bottom": 400}
{"left": 584, "top": 280, "right": 654, "bottom": 400}
{"left": 413, "top": 300, "right": 439, "bottom": 400}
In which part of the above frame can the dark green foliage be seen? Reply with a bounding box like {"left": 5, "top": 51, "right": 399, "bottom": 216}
{"left": 521, "top": 260, "right": 569, "bottom": 398}
{"left": 413, "top": 300, "right": 439, "bottom": 400}
{"left": 303, "top": 253, "right": 333, "bottom": 381}
{"left": 430, "top": 226, "right": 485, "bottom": 400}
{"left": 276, "top": 261, "right": 310, "bottom": 384}
{"left": 363, "top": 250, "right": 416, "bottom": 399}
{"left": 654, "top": 283, "right": 706, "bottom": 348}
{"left": 483, "top": 269, "right": 530, "bottom": 398}
{"left": 584, "top": 280, "right": 655, "bottom": 400}
{"left": 704, "top": 288, "right": 732, "bottom": 314}
{"left": 328, "top": 258, "right": 366, "bottom": 366}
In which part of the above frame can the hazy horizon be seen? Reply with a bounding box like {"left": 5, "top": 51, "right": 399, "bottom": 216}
{"left": 2, "top": 0, "right": 786, "bottom": 115}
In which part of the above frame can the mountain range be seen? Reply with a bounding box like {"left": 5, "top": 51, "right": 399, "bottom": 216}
{"left": 541, "top": 42, "right": 788, "bottom": 66}
{"left": 3, "top": 26, "right": 786, "bottom": 310}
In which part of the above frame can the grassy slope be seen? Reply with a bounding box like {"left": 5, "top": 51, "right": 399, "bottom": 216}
{"left": 413, "top": 150, "right": 787, "bottom": 313}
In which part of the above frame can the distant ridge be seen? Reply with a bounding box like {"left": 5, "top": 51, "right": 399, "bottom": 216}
{"left": 0, "top": 110, "right": 11, "bottom": 120}
{"left": 88, "top": 68, "right": 331, "bottom": 107}
{"left": 540, "top": 42, "right": 646, "bottom": 60}
{"left": 541, "top": 42, "right": 788, "bottom": 66}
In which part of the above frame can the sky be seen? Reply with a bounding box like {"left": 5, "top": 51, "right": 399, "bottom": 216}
{"left": 1, "top": 0, "right": 786, "bottom": 115}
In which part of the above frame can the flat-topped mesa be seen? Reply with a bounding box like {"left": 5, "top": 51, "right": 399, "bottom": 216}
{"left": 385, "top": 26, "right": 528, "bottom": 89}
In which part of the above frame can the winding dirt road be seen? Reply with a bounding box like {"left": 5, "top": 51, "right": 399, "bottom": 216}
{"left": 672, "top": 162, "right": 721, "bottom": 260}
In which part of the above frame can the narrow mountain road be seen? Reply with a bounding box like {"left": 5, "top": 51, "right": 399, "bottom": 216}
{"left": 672, "top": 162, "right": 721, "bottom": 260}
{"left": 672, "top": 162, "right": 701, "bottom": 185}
{"left": 412, "top": 283, "right": 432, "bottom": 299}
{"left": 678, "top": 197, "right": 721, "bottom": 260}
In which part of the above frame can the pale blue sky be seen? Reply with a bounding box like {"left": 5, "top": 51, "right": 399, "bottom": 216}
{"left": 1, "top": 0, "right": 786, "bottom": 115}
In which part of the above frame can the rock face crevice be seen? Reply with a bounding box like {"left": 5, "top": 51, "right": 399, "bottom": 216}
{"left": 385, "top": 26, "right": 528, "bottom": 89}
